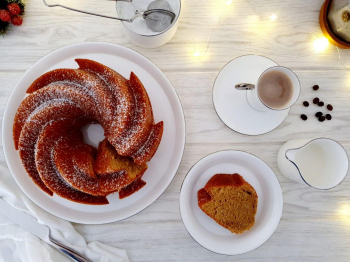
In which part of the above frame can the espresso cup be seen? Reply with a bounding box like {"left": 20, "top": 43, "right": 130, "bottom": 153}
{"left": 235, "top": 66, "right": 301, "bottom": 112}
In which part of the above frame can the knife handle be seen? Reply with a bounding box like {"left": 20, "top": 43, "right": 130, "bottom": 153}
{"left": 50, "top": 238, "right": 93, "bottom": 262}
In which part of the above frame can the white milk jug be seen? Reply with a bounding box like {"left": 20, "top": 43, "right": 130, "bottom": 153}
{"left": 277, "top": 138, "right": 349, "bottom": 190}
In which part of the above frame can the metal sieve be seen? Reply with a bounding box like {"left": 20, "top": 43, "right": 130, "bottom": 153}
{"left": 43, "top": 0, "right": 176, "bottom": 32}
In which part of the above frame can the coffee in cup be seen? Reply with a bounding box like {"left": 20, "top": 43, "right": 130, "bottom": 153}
{"left": 258, "top": 70, "right": 294, "bottom": 110}
{"left": 235, "top": 66, "right": 300, "bottom": 112}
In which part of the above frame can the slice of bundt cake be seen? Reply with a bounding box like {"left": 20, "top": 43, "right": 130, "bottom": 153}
{"left": 75, "top": 58, "right": 135, "bottom": 146}
{"left": 13, "top": 83, "right": 96, "bottom": 149}
{"left": 94, "top": 139, "right": 148, "bottom": 195}
{"left": 35, "top": 119, "right": 108, "bottom": 205}
{"left": 26, "top": 68, "right": 117, "bottom": 133}
{"left": 116, "top": 72, "right": 154, "bottom": 156}
{"left": 18, "top": 101, "right": 85, "bottom": 196}
{"left": 132, "top": 121, "right": 164, "bottom": 165}
{"left": 198, "top": 174, "right": 258, "bottom": 234}
{"left": 76, "top": 59, "right": 164, "bottom": 165}
{"left": 53, "top": 131, "right": 105, "bottom": 196}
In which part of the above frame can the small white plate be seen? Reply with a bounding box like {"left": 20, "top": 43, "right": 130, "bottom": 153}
{"left": 2, "top": 42, "right": 186, "bottom": 224}
{"left": 213, "top": 55, "right": 290, "bottom": 136}
{"left": 179, "top": 150, "right": 283, "bottom": 255}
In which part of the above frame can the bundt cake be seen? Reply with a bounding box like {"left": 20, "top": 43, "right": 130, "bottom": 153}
{"left": 13, "top": 59, "right": 163, "bottom": 204}
{"left": 198, "top": 174, "right": 258, "bottom": 234}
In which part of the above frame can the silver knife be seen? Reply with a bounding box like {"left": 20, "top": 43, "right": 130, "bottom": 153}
{"left": 0, "top": 199, "right": 93, "bottom": 262}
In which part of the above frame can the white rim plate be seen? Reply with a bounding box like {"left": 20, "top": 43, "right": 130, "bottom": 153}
{"left": 180, "top": 150, "right": 283, "bottom": 255}
{"left": 213, "top": 55, "right": 290, "bottom": 136}
{"left": 2, "top": 42, "right": 186, "bottom": 224}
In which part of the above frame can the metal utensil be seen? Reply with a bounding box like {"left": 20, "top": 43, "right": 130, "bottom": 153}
{"left": 43, "top": 0, "right": 175, "bottom": 30}
{"left": 145, "top": 0, "right": 174, "bottom": 32}
{"left": 0, "top": 199, "right": 92, "bottom": 262}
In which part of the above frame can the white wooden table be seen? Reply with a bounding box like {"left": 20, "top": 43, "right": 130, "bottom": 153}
{"left": 1, "top": 0, "right": 350, "bottom": 261}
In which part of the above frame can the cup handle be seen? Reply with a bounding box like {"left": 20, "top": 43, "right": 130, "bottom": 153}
{"left": 235, "top": 83, "right": 255, "bottom": 90}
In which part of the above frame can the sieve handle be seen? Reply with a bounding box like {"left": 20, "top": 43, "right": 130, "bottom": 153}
{"left": 42, "top": 0, "right": 133, "bottom": 22}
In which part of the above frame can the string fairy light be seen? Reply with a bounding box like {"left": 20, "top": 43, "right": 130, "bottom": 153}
{"left": 269, "top": 14, "right": 277, "bottom": 21}
{"left": 189, "top": 0, "right": 350, "bottom": 74}
{"left": 313, "top": 37, "right": 329, "bottom": 52}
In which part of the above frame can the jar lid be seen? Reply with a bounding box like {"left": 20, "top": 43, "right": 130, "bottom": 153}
{"left": 327, "top": 0, "right": 350, "bottom": 42}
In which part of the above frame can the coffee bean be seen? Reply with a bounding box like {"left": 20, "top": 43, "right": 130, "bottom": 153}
{"left": 327, "top": 104, "right": 333, "bottom": 111}
{"left": 300, "top": 114, "right": 308, "bottom": 121}
{"left": 313, "top": 97, "right": 320, "bottom": 104}
{"left": 319, "top": 116, "right": 326, "bottom": 122}
{"left": 303, "top": 101, "right": 309, "bottom": 107}
{"left": 313, "top": 85, "right": 320, "bottom": 91}
{"left": 315, "top": 112, "right": 323, "bottom": 118}
{"left": 326, "top": 114, "right": 332, "bottom": 120}
{"left": 318, "top": 101, "right": 324, "bottom": 107}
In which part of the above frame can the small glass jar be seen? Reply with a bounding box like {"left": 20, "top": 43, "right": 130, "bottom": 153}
{"left": 116, "top": 0, "right": 181, "bottom": 48}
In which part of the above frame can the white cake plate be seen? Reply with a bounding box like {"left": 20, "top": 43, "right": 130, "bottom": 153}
{"left": 2, "top": 42, "right": 186, "bottom": 224}
{"left": 213, "top": 55, "right": 290, "bottom": 136}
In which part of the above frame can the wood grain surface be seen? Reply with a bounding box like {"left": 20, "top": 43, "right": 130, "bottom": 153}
{"left": 1, "top": 0, "right": 350, "bottom": 261}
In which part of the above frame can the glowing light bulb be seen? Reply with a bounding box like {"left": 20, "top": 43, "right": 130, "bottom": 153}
{"left": 339, "top": 204, "right": 350, "bottom": 216}
{"left": 313, "top": 37, "right": 329, "bottom": 52}
{"left": 269, "top": 14, "right": 277, "bottom": 21}
{"left": 194, "top": 52, "right": 201, "bottom": 57}
{"left": 227, "top": 0, "right": 233, "bottom": 5}
{"left": 337, "top": 203, "right": 350, "bottom": 228}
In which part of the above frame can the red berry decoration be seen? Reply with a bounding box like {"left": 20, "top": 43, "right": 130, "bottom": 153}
{"left": 0, "top": 9, "right": 11, "bottom": 22}
{"left": 0, "top": 1, "right": 25, "bottom": 35}
{"left": 11, "top": 15, "right": 22, "bottom": 26}
{"left": 7, "top": 3, "right": 21, "bottom": 15}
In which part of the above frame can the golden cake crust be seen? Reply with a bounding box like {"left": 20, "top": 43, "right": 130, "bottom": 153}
{"left": 18, "top": 101, "right": 86, "bottom": 196}
{"left": 26, "top": 68, "right": 117, "bottom": 134}
{"left": 76, "top": 59, "right": 163, "bottom": 165}
{"left": 35, "top": 119, "right": 109, "bottom": 205}
{"left": 117, "top": 72, "right": 154, "bottom": 156}
{"left": 75, "top": 58, "right": 135, "bottom": 146}
{"left": 133, "top": 121, "right": 164, "bottom": 165}
{"left": 53, "top": 131, "right": 105, "bottom": 196}
{"left": 13, "top": 83, "right": 95, "bottom": 149}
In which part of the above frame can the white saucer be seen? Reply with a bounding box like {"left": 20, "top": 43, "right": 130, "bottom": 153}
{"left": 179, "top": 150, "right": 283, "bottom": 255}
{"left": 213, "top": 55, "right": 290, "bottom": 135}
